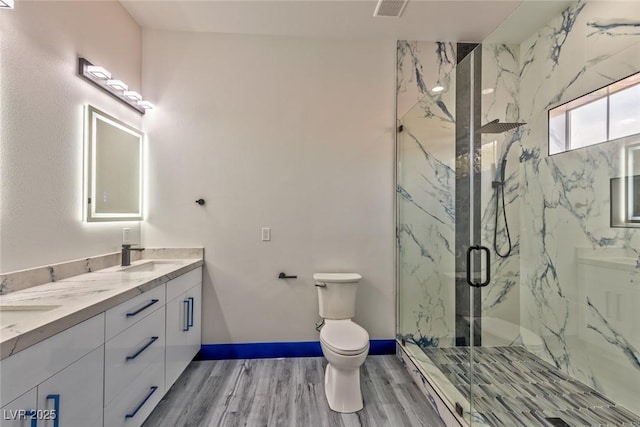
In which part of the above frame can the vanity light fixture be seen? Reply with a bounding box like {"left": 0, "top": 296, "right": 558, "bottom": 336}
{"left": 123, "top": 91, "right": 142, "bottom": 101}
{"left": 137, "top": 100, "right": 154, "bottom": 110}
{"left": 78, "top": 58, "right": 152, "bottom": 115}
{"left": 87, "top": 65, "right": 111, "bottom": 79}
{"left": 107, "top": 79, "right": 128, "bottom": 91}
{"left": 0, "top": 0, "right": 14, "bottom": 9}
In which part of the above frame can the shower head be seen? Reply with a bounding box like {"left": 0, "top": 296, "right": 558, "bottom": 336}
{"left": 479, "top": 119, "right": 526, "bottom": 134}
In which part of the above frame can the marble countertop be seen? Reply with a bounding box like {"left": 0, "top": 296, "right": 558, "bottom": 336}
{"left": 575, "top": 247, "right": 639, "bottom": 273}
{"left": 0, "top": 258, "right": 203, "bottom": 360}
{"left": 577, "top": 255, "right": 639, "bottom": 272}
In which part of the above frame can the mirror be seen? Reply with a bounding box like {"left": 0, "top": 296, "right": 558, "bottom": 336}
{"left": 626, "top": 143, "right": 640, "bottom": 221}
{"left": 610, "top": 142, "right": 640, "bottom": 228}
{"left": 84, "top": 105, "right": 143, "bottom": 222}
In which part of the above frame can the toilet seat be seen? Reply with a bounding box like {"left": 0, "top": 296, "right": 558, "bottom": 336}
{"left": 320, "top": 320, "right": 369, "bottom": 356}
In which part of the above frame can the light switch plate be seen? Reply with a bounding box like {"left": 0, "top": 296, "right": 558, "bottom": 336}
{"left": 123, "top": 228, "right": 132, "bottom": 244}
{"left": 262, "top": 227, "right": 271, "bottom": 241}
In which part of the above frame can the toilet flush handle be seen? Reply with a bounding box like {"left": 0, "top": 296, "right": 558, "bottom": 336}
{"left": 315, "top": 282, "right": 327, "bottom": 288}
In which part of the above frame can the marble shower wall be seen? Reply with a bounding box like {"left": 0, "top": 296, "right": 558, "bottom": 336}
{"left": 396, "top": 41, "right": 458, "bottom": 347}
{"left": 397, "top": 0, "right": 640, "bottom": 413}
{"left": 517, "top": 0, "right": 640, "bottom": 412}
{"left": 479, "top": 43, "right": 522, "bottom": 339}
{"left": 397, "top": 40, "right": 524, "bottom": 347}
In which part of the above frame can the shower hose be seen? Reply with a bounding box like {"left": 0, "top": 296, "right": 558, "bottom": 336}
{"left": 493, "top": 161, "right": 512, "bottom": 258}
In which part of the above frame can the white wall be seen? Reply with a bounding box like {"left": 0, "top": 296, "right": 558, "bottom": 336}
{"left": 141, "top": 30, "right": 396, "bottom": 344}
{"left": 1, "top": 2, "right": 142, "bottom": 272}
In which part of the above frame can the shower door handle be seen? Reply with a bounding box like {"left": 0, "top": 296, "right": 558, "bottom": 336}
{"left": 466, "top": 245, "right": 490, "bottom": 287}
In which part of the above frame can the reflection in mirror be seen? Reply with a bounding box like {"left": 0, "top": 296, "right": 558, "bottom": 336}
{"left": 85, "top": 105, "right": 143, "bottom": 222}
{"left": 611, "top": 142, "right": 640, "bottom": 228}
{"left": 627, "top": 143, "right": 640, "bottom": 221}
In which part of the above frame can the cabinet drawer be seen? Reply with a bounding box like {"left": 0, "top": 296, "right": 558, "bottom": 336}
{"left": 105, "top": 308, "right": 165, "bottom": 406}
{"left": 166, "top": 267, "right": 202, "bottom": 302}
{"left": 104, "top": 364, "right": 165, "bottom": 427}
{"left": 0, "top": 313, "right": 105, "bottom": 407}
{"left": 0, "top": 388, "right": 37, "bottom": 427}
{"left": 106, "top": 284, "right": 165, "bottom": 341}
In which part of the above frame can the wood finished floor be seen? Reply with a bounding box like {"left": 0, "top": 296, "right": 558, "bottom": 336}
{"left": 143, "top": 355, "right": 446, "bottom": 427}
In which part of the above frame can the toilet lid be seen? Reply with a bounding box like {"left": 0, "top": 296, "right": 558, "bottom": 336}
{"left": 313, "top": 273, "right": 362, "bottom": 283}
{"left": 320, "top": 321, "right": 369, "bottom": 355}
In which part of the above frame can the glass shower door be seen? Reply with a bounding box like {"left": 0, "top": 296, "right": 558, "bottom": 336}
{"left": 396, "top": 47, "right": 476, "bottom": 424}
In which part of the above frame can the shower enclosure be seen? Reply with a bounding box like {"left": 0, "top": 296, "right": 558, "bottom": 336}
{"left": 396, "top": 1, "right": 640, "bottom": 425}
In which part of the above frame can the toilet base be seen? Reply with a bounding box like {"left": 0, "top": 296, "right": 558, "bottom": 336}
{"left": 324, "top": 363, "right": 363, "bottom": 413}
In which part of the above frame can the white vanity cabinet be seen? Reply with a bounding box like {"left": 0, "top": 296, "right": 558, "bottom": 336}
{"left": 0, "top": 263, "right": 203, "bottom": 427}
{"left": 0, "top": 313, "right": 105, "bottom": 427}
{"left": 165, "top": 268, "right": 202, "bottom": 390}
{"left": 36, "top": 346, "right": 104, "bottom": 427}
{"left": 0, "top": 389, "right": 37, "bottom": 427}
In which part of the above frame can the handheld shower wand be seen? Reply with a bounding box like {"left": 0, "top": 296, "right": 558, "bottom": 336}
{"left": 492, "top": 158, "right": 512, "bottom": 258}
{"left": 479, "top": 119, "right": 524, "bottom": 259}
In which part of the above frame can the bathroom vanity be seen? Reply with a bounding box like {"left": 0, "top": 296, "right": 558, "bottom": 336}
{"left": 0, "top": 251, "right": 203, "bottom": 427}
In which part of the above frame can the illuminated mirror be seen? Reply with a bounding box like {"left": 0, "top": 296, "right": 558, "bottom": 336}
{"left": 85, "top": 105, "right": 143, "bottom": 222}
{"left": 611, "top": 142, "right": 640, "bottom": 228}
{"left": 627, "top": 143, "right": 640, "bottom": 222}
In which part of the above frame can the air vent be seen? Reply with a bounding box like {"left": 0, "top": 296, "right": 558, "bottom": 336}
{"left": 373, "top": 0, "right": 408, "bottom": 17}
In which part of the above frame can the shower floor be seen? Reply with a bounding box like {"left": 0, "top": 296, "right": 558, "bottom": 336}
{"left": 421, "top": 346, "right": 640, "bottom": 426}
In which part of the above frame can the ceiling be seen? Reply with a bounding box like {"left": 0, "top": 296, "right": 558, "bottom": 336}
{"left": 120, "top": 0, "right": 529, "bottom": 43}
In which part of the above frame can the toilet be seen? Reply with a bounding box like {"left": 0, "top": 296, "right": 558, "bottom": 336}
{"left": 314, "top": 273, "right": 370, "bottom": 413}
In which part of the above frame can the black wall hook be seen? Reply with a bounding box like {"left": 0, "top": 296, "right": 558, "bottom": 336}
{"left": 278, "top": 272, "right": 297, "bottom": 279}
{"left": 195, "top": 199, "right": 206, "bottom": 205}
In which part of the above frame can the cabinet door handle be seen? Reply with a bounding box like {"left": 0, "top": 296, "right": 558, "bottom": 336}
{"left": 46, "top": 394, "right": 60, "bottom": 427}
{"left": 187, "top": 297, "right": 194, "bottom": 328}
{"left": 183, "top": 300, "right": 190, "bottom": 332}
{"left": 24, "top": 410, "right": 38, "bottom": 427}
{"left": 126, "top": 299, "right": 159, "bottom": 317}
{"left": 126, "top": 336, "right": 159, "bottom": 361}
{"left": 125, "top": 386, "right": 158, "bottom": 419}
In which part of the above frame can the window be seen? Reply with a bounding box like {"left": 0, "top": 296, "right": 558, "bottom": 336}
{"left": 549, "top": 71, "right": 640, "bottom": 155}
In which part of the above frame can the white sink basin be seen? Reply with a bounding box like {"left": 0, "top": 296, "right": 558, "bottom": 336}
{"left": 119, "top": 260, "right": 183, "bottom": 272}
{"left": 0, "top": 305, "right": 61, "bottom": 327}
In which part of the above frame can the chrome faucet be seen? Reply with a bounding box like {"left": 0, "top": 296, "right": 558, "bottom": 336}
{"left": 121, "top": 244, "right": 145, "bottom": 266}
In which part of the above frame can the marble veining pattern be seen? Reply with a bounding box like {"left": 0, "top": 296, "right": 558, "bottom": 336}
{"left": 478, "top": 41, "right": 522, "bottom": 328}
{"left": 518, "top": 0, "right": 640, "bottom": 413}
{"left": 397, "top": 0, "right": 640, "bottom": 418}
{"left": 397, "top": 41, "right": 458, "bottom": 349}
{"left": 397, "top": 41, "right": 456, "bottom": 119}
{"left": 0, "top": 249, "right": 203, "bottom": 360}
{"left": 0, "top": 252, "right": 121, "bottom": 295}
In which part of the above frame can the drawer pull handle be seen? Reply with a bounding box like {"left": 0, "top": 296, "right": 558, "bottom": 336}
{"left": 188, "top": 297, "right": 194, "bottom": 328}
{"left": 24, "top": 410, "right": 38, "bottom": 427}
{"left": 126, "top": 299, "right": 160, "bottom": 317}
{"left": 125, "top": 386, "right": 158, "bottom": 419}
{"left": 126, "top": 336, "right": 159, "bottom": 361}
{"left": 183, "top": 300, "right": 190, "bottom": 331}
{"left": 46, "top": 394, "right": 60, "bottom": 427}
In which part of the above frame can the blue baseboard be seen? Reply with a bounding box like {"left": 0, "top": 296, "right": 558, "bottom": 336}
{"left": 197, "top": 339, "right": 396, "bottom": 360}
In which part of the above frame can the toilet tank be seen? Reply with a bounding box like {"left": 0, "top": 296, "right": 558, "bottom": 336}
{"left": 314, "top": 273, "right": 362, "bottom": 319}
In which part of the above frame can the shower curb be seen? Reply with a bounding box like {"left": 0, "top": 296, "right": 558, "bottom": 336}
{"left": 396, "top": 341, "right": 469, "bottom": 427}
